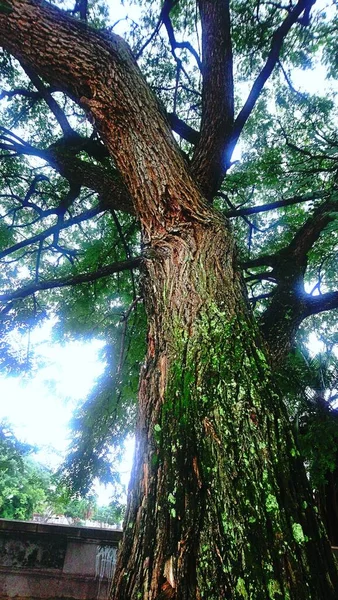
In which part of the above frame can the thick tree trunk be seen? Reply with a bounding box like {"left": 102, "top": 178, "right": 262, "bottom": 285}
{"left": 112, "top": 214, "right": 338, "bottom": 600}
{"left": 317, "top": 460, "right": 338, "bottom": 547}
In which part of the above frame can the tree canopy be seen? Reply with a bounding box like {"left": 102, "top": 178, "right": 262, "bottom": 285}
{"left": 0, "top": 0, "right": 336, "bottom": 494}
{"left": 0, "top": 0, "right": 338, "bottom": 597}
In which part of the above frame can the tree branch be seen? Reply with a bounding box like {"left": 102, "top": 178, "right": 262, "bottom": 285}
{"left": 167, "top": 113, "right": 199, "bottom": 145}
{"left": 249, "top": 291, "right": 274, "bottom": 304}
{"left": 245, "top": 272, "right": 277, "bottom": 283}
{"left": 0, "top": 86, "right": 56, "bottom": 100}
{"left": 284, "top": 194, "right": 338, "bottom": 263}
{"left": 47, "top": 142, "right": 134, "bottom": 214}
{"left": 0, "top": 257, "right": 143, "bottom": 302}
{"left": 0, "top": 206, "right": 102, "bottom": 260}
{"left": 0, "top": 0, "right": 204, "bottom": 225}
{"left": 244, "top": 193, "right": 337, "bottom": 277}
{"left": 0, "top": 127, "right": 135, "bottom": 214}
{"left": 23, "top": 66, "right": 77, "bottom": 138}
{"left": 191, "top": 0, "right": 234, "bottom": 200}
{"left": 241, "top": 255, "right": 277, "bottom": 269}
{"left": 161, "top": 2, "right": 202, "bottom": 71}
{"left": 303, "top": 291, "right": 338, "bottom": 318}
{"left": 258, "top": 193, "right": 338, "bottom": 364}
{"left": 228, "top": 0, "right": 316, "bottom": 163}
{"left": 225, "top": 191, "right": 326, "bottom": 218}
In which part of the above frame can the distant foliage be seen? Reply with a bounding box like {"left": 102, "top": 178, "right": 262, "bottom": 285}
{"left": 0, "top": 421, "right": 126, "bottom": 523}
{"left": 0, "top": 421, "right": 49, "bottom": 520}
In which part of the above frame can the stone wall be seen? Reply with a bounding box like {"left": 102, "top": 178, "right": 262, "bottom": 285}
{"left": 0, "top": 518, "right": 122, "bottom": 600}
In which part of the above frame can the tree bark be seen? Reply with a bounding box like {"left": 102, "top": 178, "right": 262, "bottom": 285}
{"left": 318, "top": 464, "right": 338, "bottom": 547}
{"left": 112, "top": 214, "right": 338, "bottom": 599}
{"left": 0, "top": 2, "right": 337, "bottom": 598}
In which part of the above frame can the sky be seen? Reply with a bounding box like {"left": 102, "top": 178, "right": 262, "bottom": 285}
{"left": 0, "top": 331, "right": 104, "bottom": 458}
{"left": 0, "top": 321, "right": 134, "bottom": 504}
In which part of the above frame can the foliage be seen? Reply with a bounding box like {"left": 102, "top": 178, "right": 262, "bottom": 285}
{"left": 279, "top": 335, "right": 338, "bottom": 490}
{"left": 0, "top": 421, "right": 50, "bottom": 519}
{"left": 0, "top": 421, "right": 126, "bottom": 523}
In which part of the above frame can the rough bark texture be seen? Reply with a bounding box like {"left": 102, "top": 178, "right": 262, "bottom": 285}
{"left": 318, "top": 464, "right": 338, "bottom": 547}
{"left": 111, "top": 214, "right": 338, "bottom": 599}
{"left": 0, "top": 1, "right": 338, "bottom": 599}
{"left": 191, "top": 0, "right": 234, "bottom": 199}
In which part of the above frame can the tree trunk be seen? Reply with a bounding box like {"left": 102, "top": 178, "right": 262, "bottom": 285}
{"left": 112, "top": 214, "right": 338, "bottom": 600}
{"left": 317, "top": 463, "right": 338, "bottom": 547}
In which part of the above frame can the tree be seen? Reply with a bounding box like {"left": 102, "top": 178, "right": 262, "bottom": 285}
{"left": 0, "top": 0, "right": 338, "bottom": 598}
{"left": 0, "top": 421, "right": 123, "bottom": 524}
{"left": 280, "top": 338, "right": 338, "bottom": 546}
{"left": 94, "top": 501, "right": 126, "bottom": 527}
{"left": 0, "top": 421, "right": 51, "bottom": 519}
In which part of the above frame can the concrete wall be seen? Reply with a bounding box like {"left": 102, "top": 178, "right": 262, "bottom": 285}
{"left": 1, "top": 518, "right": 336, "bottom": 600}
{"left": 0, "top": 519, "right": 122, "bottom": 600}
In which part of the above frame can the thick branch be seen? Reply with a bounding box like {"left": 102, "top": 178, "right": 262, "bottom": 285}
{"left": 280, "top": 195, "right": 338, "bottom": 267}
{"left": 0, "top": 257, "right": 142, "bottom": 302}
{"left": 244, "top": 194, "right": 337, "bottom": 275}
{"left": 241, "top": 255, "right": 277, "bottom": 269}
{"left": 167, "top": 113, "right": 199, "bottom": 145}
{"left": 258, "top": 194, "right": 337, "bottom": 364}
{"left": 303, "top": 291, "right": 338, "bottom": 318}
{"left": 0, "top": 0, "right": 207, "bottom": 227}
{"left": 191, "top": 0, "right": 234, "bottom": 200}
{"left": 48, "top": 143, "right": 134, "bottom": 214}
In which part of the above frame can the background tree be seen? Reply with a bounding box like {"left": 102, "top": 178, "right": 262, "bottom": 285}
{"left": 0, "top": 420, "right": 125, "bottom": 524}
{"left": 0, "top": 420, "right": 52, "bottom": 520}
{"left": 0, "top": 0, "right": 338, "bottom": 598}
{"left": 278, "top": 333, "right": 338, "bottom": 546}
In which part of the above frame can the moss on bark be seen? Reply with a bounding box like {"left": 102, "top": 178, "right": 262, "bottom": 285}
{"left": 112, "top": 221, "right": 338, "bottom": 600}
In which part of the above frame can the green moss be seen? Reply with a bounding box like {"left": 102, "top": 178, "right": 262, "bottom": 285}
{"left": 236, "top": 577, "right": 249, "bottom": 598}
{"left": 292, "top": 522, "right": 306, "bottom": 544}
{"left": 154, "top": 423, "right": 162, "bottom": 444}
{"left": 268, "top": 578, "right": 282, "bottom": 598}
{"left": 266, "top": 494, "right": 279, "bottom": 513}
{"left": 154, "top": 299, "right": 319, "bottom": 596}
